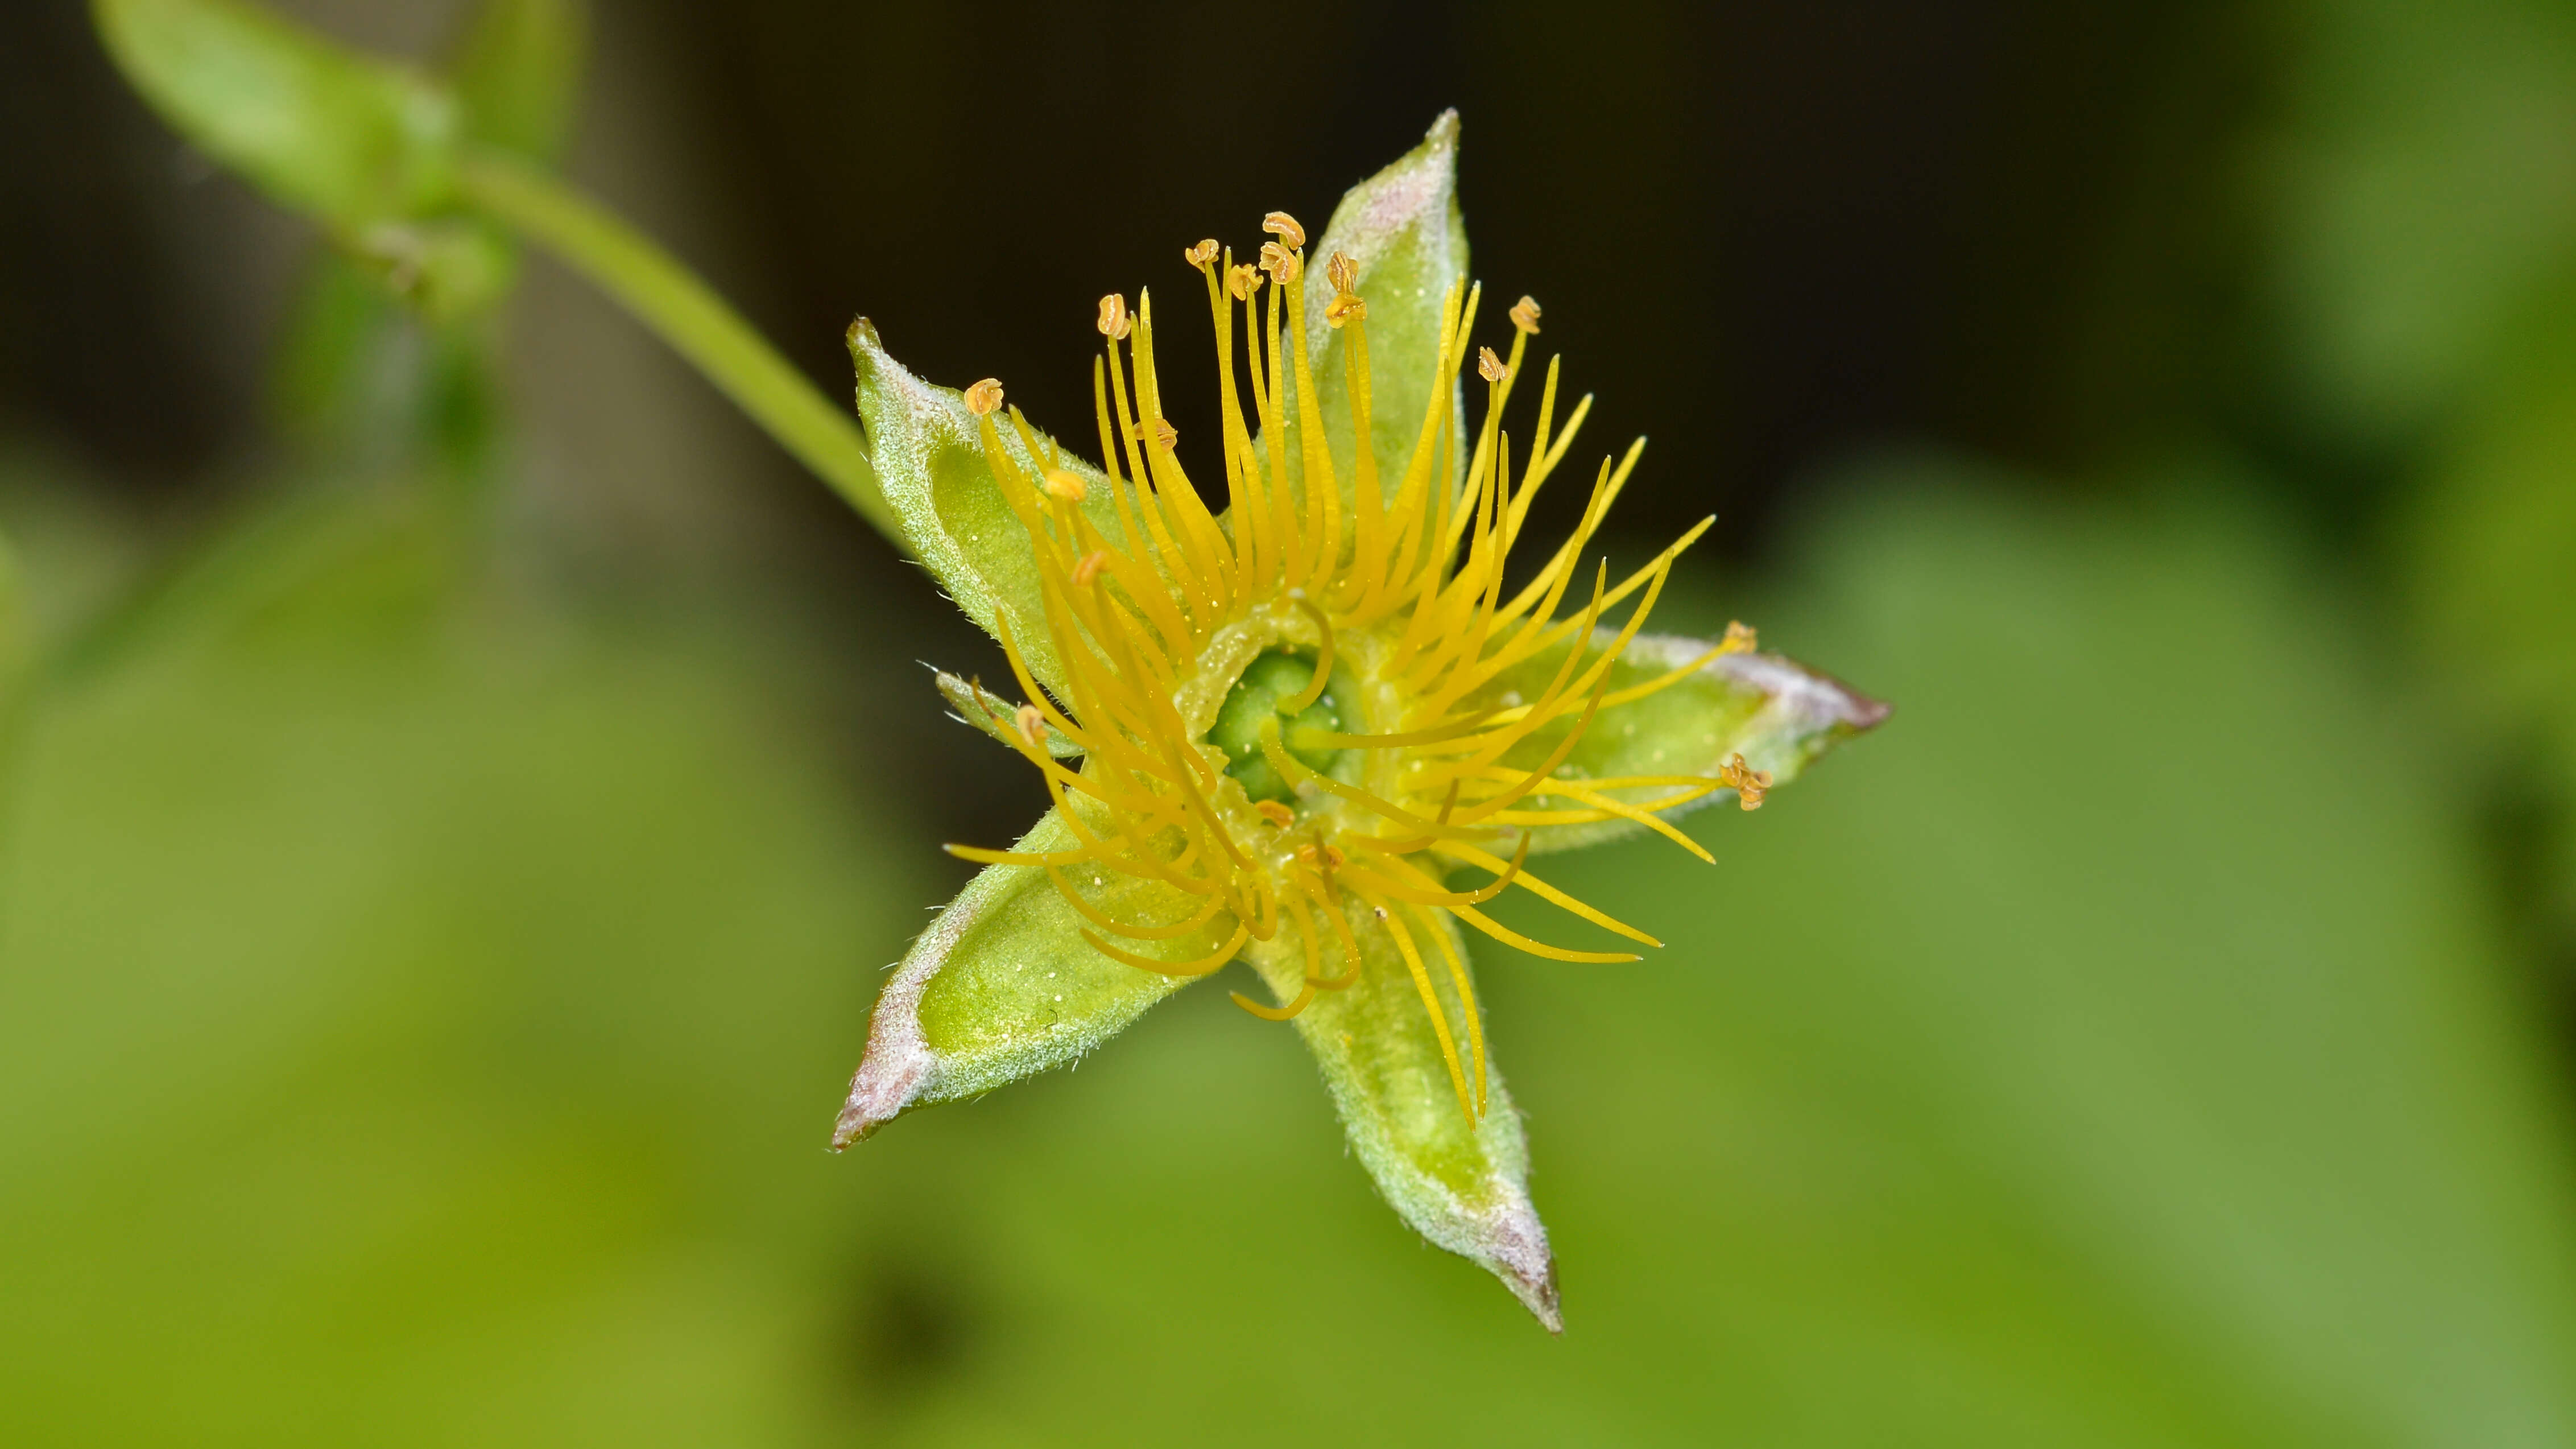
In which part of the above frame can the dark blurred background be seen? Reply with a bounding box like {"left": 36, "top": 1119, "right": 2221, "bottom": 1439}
{"left": 0, "top": 0, "right": 2293, "bottom": 852}
{"left": 4, "top": 0, "right": 2280, "bottom": 539}
{"left": 7, "top": 1, "right": 2576, "bottom": 1444}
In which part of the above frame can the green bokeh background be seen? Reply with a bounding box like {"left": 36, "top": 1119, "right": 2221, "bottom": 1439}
{"left": 9, "top": 0, "right": 2576, "bottom": 1443}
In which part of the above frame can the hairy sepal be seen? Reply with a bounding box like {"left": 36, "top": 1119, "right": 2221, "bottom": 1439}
{"left": 833, "top": 810, "right": 1218, "bottom": 1146}
{"left": 846, "top": 321, "right": 1144, "bottom": 703}
{"left": 1269, "top": 110, "right": 1471, "bottom": 510}
{"left": 934, "top": 670, "right": 1083, "bottom": 759}
{"left": 1482, "top": 632, "right": 1890, "bottom": 856}
{"left": 1244, "top": 903, "right": 1559, "bottom": 1330}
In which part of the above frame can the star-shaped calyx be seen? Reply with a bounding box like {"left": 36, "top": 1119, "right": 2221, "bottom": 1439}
{"left": 832, "top": 112, "right": 1885, "bottom": 1330}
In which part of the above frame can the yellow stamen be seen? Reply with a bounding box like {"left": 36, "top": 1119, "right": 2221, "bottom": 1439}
{"left": 1374, "top": 895, "right": 1475, "bottom": 1119}
{"left": 1411, "top": 900, "right": 1488, "bottom": 1116}
{"left": 1047, "top": 868, "right": 1229, "bottom": 940}
{"left": 1278, "top": 591, "right": 1336, "bottom": 715}
{"left": 1232, "top": 980, "right": 1318, "bottom": 1021}
{"left": 943, "top": 238, "right": 1731, "bottom": 1117}
{"left": 1085, "top": 919, "right": 1254, "bottom": 977}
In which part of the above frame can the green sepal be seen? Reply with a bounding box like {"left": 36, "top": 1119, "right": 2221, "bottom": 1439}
{"left": 934, "top": 669, "right": 1082, "bottom": 759}
{"left": 1243, "top": 902, "right": 1557, "bottom": 1328}
{"left": 1478, "top": 632, "right": 1889, "bottom": 856}
{"left": 847, "top": 321, "right": 1159, "bottom": 701}
{"left": 832, "top": 810, "right": 1226, "bottom": 1145}
{"left": 1270, "top": 110, "right": 1471, "bottom": 509}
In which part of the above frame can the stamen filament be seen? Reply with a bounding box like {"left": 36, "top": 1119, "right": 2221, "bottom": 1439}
{"left": 940, "top": 221, "right": 1749, "bottom": 1122}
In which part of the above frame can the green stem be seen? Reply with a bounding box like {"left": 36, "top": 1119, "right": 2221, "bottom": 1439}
{"left": 453, "top": 151, "right": 896, "bottom": 542}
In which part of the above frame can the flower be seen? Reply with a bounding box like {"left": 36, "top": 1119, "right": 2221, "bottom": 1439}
{"left": 833, "top": 113, "right": 1884, "bottom": 1330}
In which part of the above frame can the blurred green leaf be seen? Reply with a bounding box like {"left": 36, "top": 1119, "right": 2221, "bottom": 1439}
{"left": 0, "top": 469, "right": 922, "bottom": 1444}
{"left": 93, "top": 0, "right": 592, "bottom": 331}
{"left": 0, "top": 525, "right": 28, "bottom": 735}
{"left": 93, "top": 0, "right": 459, "bottom": 232}
{"left": 261, "top": 0, "right": 587, "bottom": 468}
{"left": 449, "top": 0, "right": 585, "bottom": 163}
{"left": 2408, "top": 269, "right": 2576, "bottom": 935}
{"left": 6, "top": 463, "right": 2571, "bottom": 1443}
{"left": 2277, "top": 0, "right": 2576, "bottom": 991}
{"left": 268, "top": 250, "right": 510, "bottom": 470}
{"left": 2267, "top": 0, "right": 2576, "bottom": 441}
{"left": 822, "top": 472, "right": 2576, "bottom": 1444}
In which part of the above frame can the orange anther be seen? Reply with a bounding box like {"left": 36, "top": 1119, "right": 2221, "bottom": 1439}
{"left": 1259, "top": 241, "right": 1301, "bottom": 285}
{"left": 1719, "top": 753, "right": 1773, "bottom": 810}
{"left": 1096, "top": 293, "right": 1132, "bottom": 340}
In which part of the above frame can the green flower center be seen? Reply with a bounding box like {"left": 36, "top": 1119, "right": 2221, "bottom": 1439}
{"left": 1209, "top": 650, "right": 1345, "bottom": 806}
